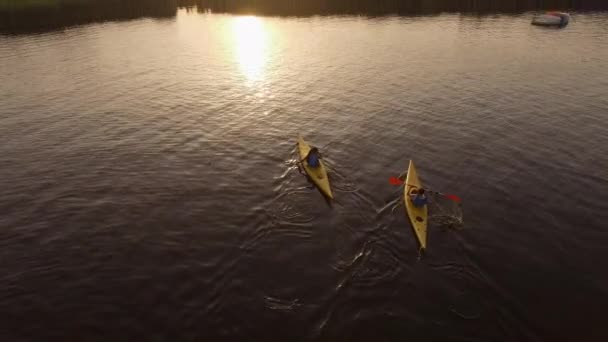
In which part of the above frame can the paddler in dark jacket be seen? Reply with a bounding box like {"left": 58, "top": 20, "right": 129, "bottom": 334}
{"left": 301, "top": 147, "right": 322, "bottom": 168}
{"left": 410, "top": 188, "right": 428, "bottom": 208}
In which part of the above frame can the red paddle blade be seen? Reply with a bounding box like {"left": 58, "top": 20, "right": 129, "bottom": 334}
{"left": 444, "top": 194, "right": 462, "bottom": 203}
{"left": 389, "top": 176, "right": 403, "bottom": 185}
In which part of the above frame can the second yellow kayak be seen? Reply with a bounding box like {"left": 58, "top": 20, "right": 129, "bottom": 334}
{"left": 403, "top": 160, "right": 428, "bottom": 250}
{"left": 297, "top": 135, "right": 333, "bottom": 199}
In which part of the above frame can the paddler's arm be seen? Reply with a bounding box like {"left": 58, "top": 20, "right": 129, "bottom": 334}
{"left": 299, "top": 151, "right": 311, "bottom": 164}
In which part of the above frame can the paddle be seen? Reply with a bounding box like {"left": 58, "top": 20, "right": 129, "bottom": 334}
{"left": 389, "top": 176, "right": 462, "bottom": 203}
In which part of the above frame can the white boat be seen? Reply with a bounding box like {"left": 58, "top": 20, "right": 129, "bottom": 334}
{"left": 532, "top": 12, "right": 570, "bottom": 27}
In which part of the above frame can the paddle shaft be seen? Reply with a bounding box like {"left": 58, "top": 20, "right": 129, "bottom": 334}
{"left": 390, "top": 176, "right": 461, "bottom": 203}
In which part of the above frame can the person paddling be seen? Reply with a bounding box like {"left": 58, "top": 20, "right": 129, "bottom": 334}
{"left": 410, "top": 188, "right": 428, "bottom": 208}
{"left": 301, "top": 147, "right": 322, "bottom": 168}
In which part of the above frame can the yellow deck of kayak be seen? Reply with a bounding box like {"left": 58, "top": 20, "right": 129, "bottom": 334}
{"left": 403, "top": 160, "right": 428, "bottom": 250}
{"left": 297, "top": 135, "right": 333, "bottom": 199}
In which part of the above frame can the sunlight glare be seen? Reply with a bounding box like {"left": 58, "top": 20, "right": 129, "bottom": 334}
{"left": 232, "top": 16, "right": 268, "bottom": 81}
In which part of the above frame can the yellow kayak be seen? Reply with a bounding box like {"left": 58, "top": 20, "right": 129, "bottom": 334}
{"left": 403, "top": 160, "right": 428, "bottom": 250}
{"left": 297, "top": 135, "right": 333, "bottom": 199}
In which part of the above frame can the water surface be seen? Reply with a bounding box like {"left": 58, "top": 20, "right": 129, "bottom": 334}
{"left": 1, "top": 8, "right": 608, "bottom": 342}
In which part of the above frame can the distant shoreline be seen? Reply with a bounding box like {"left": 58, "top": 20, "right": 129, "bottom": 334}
{"left": 3, "top": 0, "right": 608, "bottom": 12}
{"left": 2, "top": 0, "right": 606, "bottom": 34}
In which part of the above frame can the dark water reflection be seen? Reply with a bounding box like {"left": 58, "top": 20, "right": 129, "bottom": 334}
{"left": 0, "top": 0, "right": 178, "bottom": 34}
{"left": 2, "top": 0, "right": 608, "bottom": 33}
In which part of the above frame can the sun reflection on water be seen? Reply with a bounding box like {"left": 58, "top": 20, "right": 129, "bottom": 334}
{"left": 231, "top": 16, "right": 268, "bottom": 81}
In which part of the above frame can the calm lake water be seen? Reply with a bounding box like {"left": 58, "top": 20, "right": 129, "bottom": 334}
{"left": 1, "top": 6, "right": 608, "bottom": 342}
